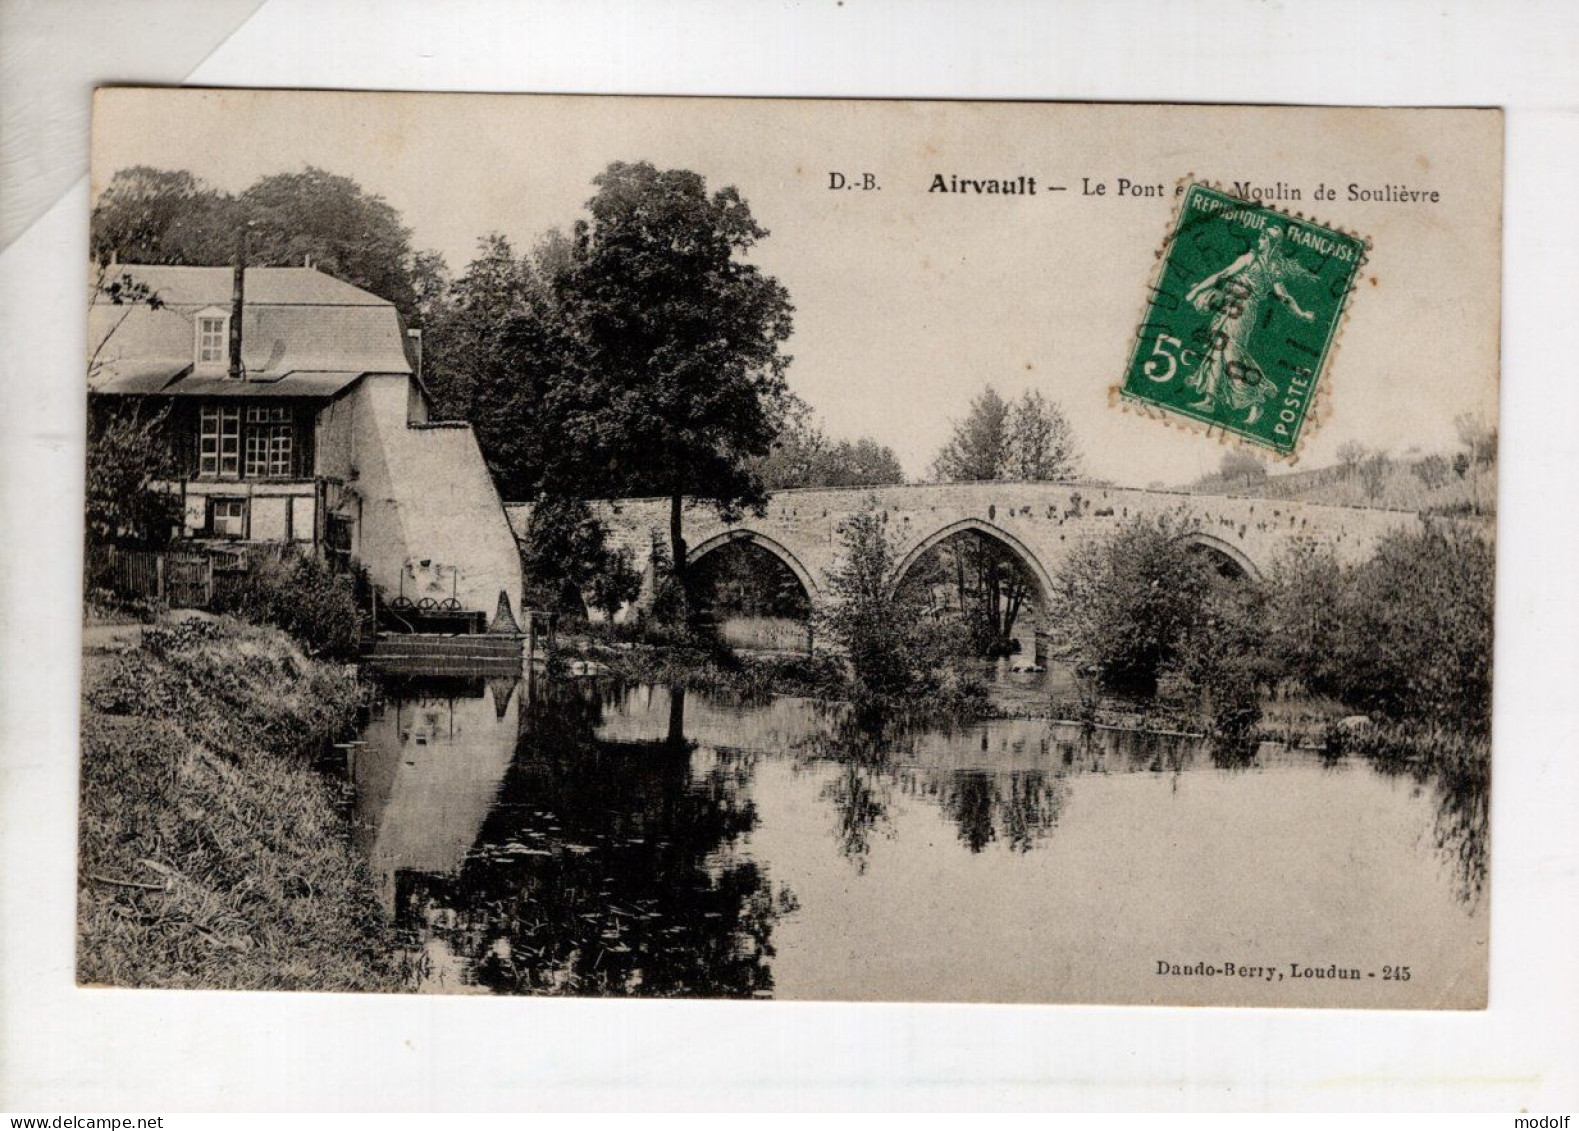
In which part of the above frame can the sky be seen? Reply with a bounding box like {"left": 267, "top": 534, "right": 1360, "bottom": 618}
{"left": 92, "top": 90, "right": 1502, "bottom": 486}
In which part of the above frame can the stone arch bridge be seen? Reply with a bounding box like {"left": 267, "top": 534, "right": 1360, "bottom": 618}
{"left": 506, "top": 482, "right": 1424, "bottom": 648}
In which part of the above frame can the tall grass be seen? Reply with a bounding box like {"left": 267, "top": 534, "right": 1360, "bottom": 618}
{"left": 78, "top": 617, "right": 410, "bottom": 991}
{"left": 717, "top": 615, "right": 811, "bottom": 653}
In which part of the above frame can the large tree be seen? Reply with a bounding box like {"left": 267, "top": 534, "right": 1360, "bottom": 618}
{"left": 90, "top": 166, "right": 236, "bottom": 266}
{"left": 931, "top": 387, "right": 1011, "bottom": 483}
{"left": 91, "top": 165, "right": 429, "bottom": 324}
{"left": 1006, "top": 390, "right": 1080, "bottom": 481}
{"left": 423, "top": 234, "right": 534, "bottom": 421}
{"left": 409, "top": 248, "right": 452, "bottom": 331}
{"left": 239, "top": 167, "right": 419, "bottom": 315}
{"left": 416, "top": 232, "right": 594, "bottom": 501}
{"left": 545, "top": 162, "right": 795, "bottom": 610}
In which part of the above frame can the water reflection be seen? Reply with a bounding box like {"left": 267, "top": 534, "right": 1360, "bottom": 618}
{"left": 351, "top": 672, "right": 1488, "bottom": 1001}
{"left": 351, "top": 671, "right": 522, "bottom": 914}
{"left": 1369, "top": 753, "right": 1490, "bottom": 908}
{"left": 786, "top": 712, "right": 1072, "bottom": 862}
{"left": 355, "top": 677, "right": 789, "bottom": 996}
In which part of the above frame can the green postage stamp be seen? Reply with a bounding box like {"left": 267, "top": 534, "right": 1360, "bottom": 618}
{"left": 1118, "top": 183, "right": 1367, "bottom": 456}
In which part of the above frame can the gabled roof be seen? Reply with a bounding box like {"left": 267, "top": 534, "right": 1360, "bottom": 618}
{"left": 88, "top": 265, "right": 412, "bottom": 397}
{"left": 95, "top": 265, "right": 394, "bottom": 308}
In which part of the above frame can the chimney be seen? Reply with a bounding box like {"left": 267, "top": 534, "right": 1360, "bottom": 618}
{"left": 407, "top": 328, "right": 424, "bottom": 382}
{"left": 229, "top": 228, "right": 247, "bottom": 381}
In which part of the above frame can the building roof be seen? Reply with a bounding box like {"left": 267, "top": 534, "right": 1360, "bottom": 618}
{"left": 88, "top": 265, "right": 412, "bottom": 397}
{"left": 96, "top": 265, "right": 394, "bottom": 308}
{"left": 154, "top": 371, "right": 368, "bottom": 398}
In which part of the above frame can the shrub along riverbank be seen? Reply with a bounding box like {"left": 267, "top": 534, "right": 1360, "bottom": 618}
{"left": 78, "top": 616, "right": 408, "bottom": 992}
{"left": 1045, "top": 513, "right": 1494, "bottom": 765}
{"left": 561, "top": 623, "right": 993, "bottom": 722}
{"left": 562, "top": 506, "right": 1491, "bottom": 767}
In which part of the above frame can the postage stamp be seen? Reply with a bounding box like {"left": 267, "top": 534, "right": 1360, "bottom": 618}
{"left": 1118, "top": 182, "right": 1368, "bottom": 456}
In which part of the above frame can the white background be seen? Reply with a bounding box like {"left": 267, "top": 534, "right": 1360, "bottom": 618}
{"left": 2, "top": 0, "right": 1577, "bottom": 1112}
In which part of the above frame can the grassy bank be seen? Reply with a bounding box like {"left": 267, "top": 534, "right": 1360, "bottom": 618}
{"left": 1047, "top": 684, "right": 1349, "bottom": 744}
{"left": 78, "top": 616, "right": 408, "bottom": 992}
{"left": 563, "top": 632, "right": 848, "bottom": 700}
{"left": 1046, "top": 683, "right": 1490, "bottom": 768}
{"left": 1322, "top": 718, "right": 1491, "bottom": 772}
{"left": 560, "top": 630, "right": 994, "bottom": 720}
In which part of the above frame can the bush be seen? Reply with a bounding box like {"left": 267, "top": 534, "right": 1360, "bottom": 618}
{"left": 1335, "top": 524, "right": 1493, "bottom": 730}
{"left": 85, "top": 399, "right": 180, "bottom": 550}
{"left": 213, "top": 549, "right": 363, "bottom": 660}
{"left": 1265, "top": 540, "right": 1347, "bottom": 693}
{"left": 643, "top": 534, "right": 694, "bottom": 629}
{"left": 1268, "top": 523, "right": 1493, "bottom": 732}
{"left": 1414, "top": 453, "right": 1450, "bottom": 489}
{"left": 818, "top": 507, "right": 951, "bottom": 708}
{"left": 519, "top": 495, "right": 641, "bottom": 619}
{"left": 1048, "top": 513, "right": 1223, "bottom": 690}
{"left": 1169, "top": 580, "right": 1274, "bottom": 741}
{"left": 1051, "top": 514, "right": 1493, "bottom": 739}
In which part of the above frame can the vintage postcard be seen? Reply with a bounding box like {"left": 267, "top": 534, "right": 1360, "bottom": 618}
{"left": 82, "top": 90, "right": 1499, "bottom": 1008}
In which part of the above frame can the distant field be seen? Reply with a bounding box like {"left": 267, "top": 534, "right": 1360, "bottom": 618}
{"left": 1192, "top": 459, "right": 1497, "bottom": 515}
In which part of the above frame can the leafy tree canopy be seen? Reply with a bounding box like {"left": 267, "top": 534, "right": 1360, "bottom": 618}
{"left": 519, "top": 495, "right": 641, "bottom": 620}
{"left": 91, "top": 164, "right": 428, "bottom": 323}
{"left": 752, "top": 395, "right": 904, "bottom": 490}
{"left": 820, "top": 505, "right": 946, "bottom": 706}
{"left": 931, "top": 386, "right": 1079, "bottom": 483}
{"left": 1219, "top": 449, "right": 1268, "bottom": 484}
{"left": 85, "top": 401, "right": 180, "bottom": 549}
{"left": 545, "top": 161, "right": 795, "bottom": 511}
{"left": 417, "top": 162, "right": 797, "bottom": 617}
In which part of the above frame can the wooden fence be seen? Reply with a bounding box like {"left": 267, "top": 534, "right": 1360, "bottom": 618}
{"left": 87, "top": 546, "right": 249, "bottom": 609}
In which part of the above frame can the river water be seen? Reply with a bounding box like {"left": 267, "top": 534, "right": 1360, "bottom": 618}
{"left": 347, "top": 669, "right": 1487, "bottom": 1006}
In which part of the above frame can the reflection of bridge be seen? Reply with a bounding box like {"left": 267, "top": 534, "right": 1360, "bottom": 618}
{"left": 506, "top": 482, "right": 1423, "bottom": 637}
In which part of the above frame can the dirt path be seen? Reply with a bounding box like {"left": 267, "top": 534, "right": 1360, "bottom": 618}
{"left": 81, "top": 622, "right": 145, "bottom": 653}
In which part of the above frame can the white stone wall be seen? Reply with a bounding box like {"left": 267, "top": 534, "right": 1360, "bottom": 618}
{"left": 314, "top": 392, "right": 357, "bottom": 482}
{"left": 344, "top": 375, "right": 523, "bottom": 621}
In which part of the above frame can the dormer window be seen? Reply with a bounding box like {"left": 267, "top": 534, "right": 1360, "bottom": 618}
{"left": 198, "top": 317, "right": 226, "bottom": 362}
{"left": 193, "top": 307, "right": 232, "bottom": 373}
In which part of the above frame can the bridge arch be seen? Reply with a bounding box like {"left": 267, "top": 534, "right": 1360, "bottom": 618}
{"left": 687, "top": 528, "right": 822, "bottom": 600}
{"left": 1175, "top": 531, "right": 1262, "bottom": 581}
{"left": 888, "top": 517, "right": 1057, "bottom": 601}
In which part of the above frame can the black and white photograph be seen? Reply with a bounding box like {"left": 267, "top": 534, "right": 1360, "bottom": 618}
{"left": 75, "top": 89, "right": 1501, "bottom": 1008}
